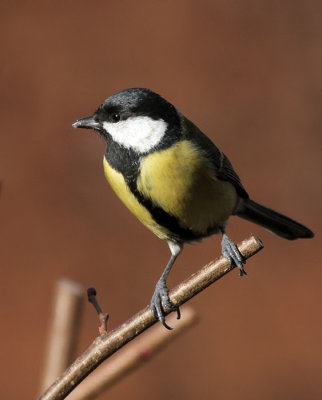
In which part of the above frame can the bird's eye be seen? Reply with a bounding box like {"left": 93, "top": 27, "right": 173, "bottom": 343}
{"left": 111, "top": 113, "right": 120, "bottom": 123}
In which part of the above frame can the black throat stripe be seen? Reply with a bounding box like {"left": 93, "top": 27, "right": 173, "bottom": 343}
{"left": 126, "top": 179, "right": 205, "bottom": 242}
{"left": 103, "top": 116, "right": 216, "bottom": 242}
{"left": 103, "top": 149, "right": 200, "bottom": 241}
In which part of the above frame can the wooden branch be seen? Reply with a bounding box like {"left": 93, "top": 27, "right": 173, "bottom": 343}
{"left": 40, "top": 279, "right": 84, "bottom": 391}
{"left": 38, "top": 235, "right": 263, "bottom": 400}
{"left": 66, "top": 306, "right": 197, "bottom": 400}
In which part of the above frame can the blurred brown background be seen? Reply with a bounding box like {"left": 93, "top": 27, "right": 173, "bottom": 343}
{"left": 1, "top": 1, "right": 321, "bottom": 399}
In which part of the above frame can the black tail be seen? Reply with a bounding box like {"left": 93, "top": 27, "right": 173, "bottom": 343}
{"left": 235, "top": 199, "right": 314, "bottom": 240}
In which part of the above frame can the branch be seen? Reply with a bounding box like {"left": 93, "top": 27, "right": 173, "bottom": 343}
{"left": 38, "top": 235, "right": 263, "bottom": 400}
{"left": 66, "top": 306, "right": 197, "bottom": 400}
{"left": 40, "top": 280, "right": 84, "bottom": 391}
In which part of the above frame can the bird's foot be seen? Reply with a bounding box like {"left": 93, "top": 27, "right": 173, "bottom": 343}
{"left": 150, "top": 281, "right": 181, "bottom": 330}
{"left": 221, "top": 233, "right": 247, "bottom": 276}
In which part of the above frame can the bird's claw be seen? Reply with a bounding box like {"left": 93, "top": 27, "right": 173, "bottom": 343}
{"left": 222, "top": 234, "right": 247, "bottom": 276}
{"left": 150, "top": 283, "right": 180, "bottom": 330}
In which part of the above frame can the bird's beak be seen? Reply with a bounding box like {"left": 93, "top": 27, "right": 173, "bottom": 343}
{"left": 72, "top": 116, "right": 101, "bottom": 131}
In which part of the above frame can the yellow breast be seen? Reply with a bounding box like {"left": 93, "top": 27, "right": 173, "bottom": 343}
{"left": 103, "top": 140, "right": 237, "bottom": 241}
{"left": 137, "top": 140, "right": 237, "bottom": 235}
{"left": 103, "top": 157, "right": 171, "bottom": 240}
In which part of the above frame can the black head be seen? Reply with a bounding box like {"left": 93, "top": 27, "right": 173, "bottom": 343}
{"left": 73, "top": 88, "right": 182, "bottom": 154}
{"left": 98, "top": 88, "right": 178, "bottom": 123}
{"left": 73, "top": 88, "right": 179, "bottom": 131}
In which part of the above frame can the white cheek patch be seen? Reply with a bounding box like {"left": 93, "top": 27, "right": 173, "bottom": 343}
{"left": 102, "top": 116, "right": 168, "bottom": 153}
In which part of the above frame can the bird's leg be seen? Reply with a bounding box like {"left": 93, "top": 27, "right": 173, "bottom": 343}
{"left": 220, "top": 227, "right": 247, "bottom": 276}
{"left": 150, "top": 241, "right": 183, "bottom": 330}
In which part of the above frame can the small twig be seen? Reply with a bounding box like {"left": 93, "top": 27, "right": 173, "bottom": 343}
{"left": 38, "top": 235, "right": 263, "bottom": 400}
{"left": 66, "top": 306, "right": 197, "bottom": 400}
{"left": 40, "top": 280, "right": 84, "bottom": 392}
{"left": 87, "top": 287, "right": 109, "bottom": 336}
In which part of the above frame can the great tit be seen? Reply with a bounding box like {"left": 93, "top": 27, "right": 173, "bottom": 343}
{"left": 73, "top": 88, "right": 314, "bottom": 329}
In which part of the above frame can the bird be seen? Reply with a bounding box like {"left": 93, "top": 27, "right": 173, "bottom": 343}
{"left": 73, "top": 88, "right": 314, "bottom": 329}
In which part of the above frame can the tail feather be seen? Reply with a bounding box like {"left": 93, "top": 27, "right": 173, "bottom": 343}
{"left": 235, "top": 199, "right": 314, "bottom": 240}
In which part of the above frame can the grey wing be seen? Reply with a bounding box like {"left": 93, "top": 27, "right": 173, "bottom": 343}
{"left": 180, "top": 114, "right": 249, "bottom": 198}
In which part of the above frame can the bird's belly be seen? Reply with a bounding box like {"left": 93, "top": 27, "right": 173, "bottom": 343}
{"left": 103, "top": 157, "right": 172, "bottom": 240}
{"left": 137, "top": 140, "right": 238, "bottom": 236}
